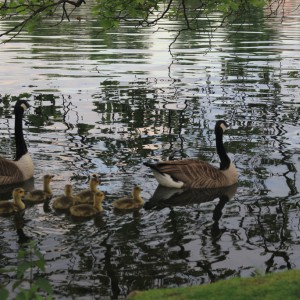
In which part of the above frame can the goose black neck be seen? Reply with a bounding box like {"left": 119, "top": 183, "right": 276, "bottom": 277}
{"left": 216, "top": 130, "right": 230, "bottom": 170}
{"left": 15, "top": 109, "right": 27, "bottom": 161}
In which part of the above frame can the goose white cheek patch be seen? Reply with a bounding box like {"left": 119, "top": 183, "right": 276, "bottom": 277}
{"left": 20, "top": 103, "right": 29, "bottom": 111}
{"left": 220, "top": 123, "right": 228, "bottom": 132}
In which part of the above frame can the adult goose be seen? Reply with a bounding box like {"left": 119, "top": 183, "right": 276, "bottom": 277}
{"left": 0, "top": 100, "right": 34, "bottom": 185}
{"left": 144, "top": 120, "right": 238, "bottom": 189}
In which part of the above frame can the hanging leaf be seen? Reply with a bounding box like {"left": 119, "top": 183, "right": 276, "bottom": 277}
{"left": 16, "top": 262, "right": 32, "bottom": 279}
{"left": 0, "top": 289, "right": 9, "bottom": 300}
{"left": 35, "top": 278, "right": 53, "bottom": 295}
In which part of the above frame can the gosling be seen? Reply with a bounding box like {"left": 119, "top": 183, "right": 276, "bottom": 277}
{"left": 0, "top": 188, "right": 26, "bottom": 216}
{"left": 52, "top": 184, "right": 78, "bottom": 211}
{"left": 24, "top": 174, "right": 54, "bottom": 203}
{"left": 112, "top": 186, "right": 144, "bottom": 210}
{"left": 70, "top": 191, "right": 105, "bottom": 218}
{"left": 75, "top": 174, "right": 100, "bottom": 204}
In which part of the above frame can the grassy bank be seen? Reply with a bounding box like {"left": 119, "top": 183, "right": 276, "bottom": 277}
{"left": 127, "top": 269, "right": 300, "bottom": 300}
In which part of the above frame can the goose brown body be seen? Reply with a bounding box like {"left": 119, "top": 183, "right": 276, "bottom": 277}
{"left": 0, "top": 100, "right": 34, "bottom": 185}
{"left": 147, "top": 159, "right": 237, "bottom": 189}
{"left": 0, "top": 188, "right": 26, "bottom": 216}
{"left": 24, "top": 174, "right": 54, "bottom": 203}
{"left": 113, "top": 186, "right": 144, "bottom": 210}
{"left": 144, "top": 120, "right": 238, "bottom": 189}
{"left": 70, "top": 191, "right": 105, "bottom": 218}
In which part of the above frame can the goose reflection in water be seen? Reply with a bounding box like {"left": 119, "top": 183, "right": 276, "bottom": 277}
{"left": 0, "top": 180, "right": 33, "bottom": 243}
{"left": 144, "top": 184, "right": 237, "bottom": 236}
{"left": 14, "top": 211, "right": 31, "bottom": 244}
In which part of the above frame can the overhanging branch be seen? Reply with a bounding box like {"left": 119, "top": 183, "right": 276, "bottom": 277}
{"left": 0, "top": 0, "right": 299, "bottom": 47}
{"left": 0, "top": 0, "right": 87, "bottom": 42}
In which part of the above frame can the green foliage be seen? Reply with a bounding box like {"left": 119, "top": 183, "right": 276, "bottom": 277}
{"left": 0, "top": 0, "right": 291, "bottom": 43}
{"left": 0, "top": 0, "right": 293, "bottom": 43}
{"left": 88, "top": 0, "right": 271, "bottom": 31}
{"left": 214, "top": 0, "right": 265, "bottom": 14}
{"left": 0, "top": 241, "right": 53, "bottom": 300}
{"left": 0, "top": 288, "right": 9, "bottom": 300}
{"left": 91, "top": 0, "right": 160, "bottom": 29}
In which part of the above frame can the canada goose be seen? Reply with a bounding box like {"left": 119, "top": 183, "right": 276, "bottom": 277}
{"left": 0, "top": 100, "right": 34, "bottom": 186}
{"left": 75, "top": 174, "right": 100, "bottom": 204}
{"left": 52, "top": 184, "right": 77, "bottom": 211}
{"left": 0, "top": 188, "right": 26, "bottom": 216}
{"left": 24, "top": 174, "right": 54, "bottom": 203}
{"left": 112, "top": 186, "right": 144, "bottom": 210}
{"left": 144, "top": 120, "right": 238, "bottom": 189}
{"left": 70, "top": 191, "right": 105, "bottom": 218}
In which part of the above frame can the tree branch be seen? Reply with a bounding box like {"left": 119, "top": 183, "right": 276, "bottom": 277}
{"left": 181, "top": 0, "right": 190, "bottom": 29}
{"left": 0, "top": 0, "right": 299, "bottom": 50}
{"left": 0, "top": 0, "right": 87, "bottom": 42}
{"left": 139, "top": 0, "right": 174, "bottom": 27}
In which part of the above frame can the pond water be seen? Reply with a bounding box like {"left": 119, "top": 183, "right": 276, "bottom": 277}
{"left": 1, "top": 2, "right": 300, "bottom": 299}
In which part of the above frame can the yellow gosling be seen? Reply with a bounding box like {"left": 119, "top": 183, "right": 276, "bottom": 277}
{"left": 52, "top": 184, "right": 78, "bottom": 211}
{"left": 75, "top": 174, "right": 100, "bottom": 204}
{"left": 0, "top": 188, "right": 26, "bottom": 216}
{"left": 70, "top": 191, "right": 105, "bottom": 218}
{"left": 112, "top": 186, "right": 144, "bottom": 210}
{"left": 24, "top": 174, "right": 54, "bottom": 203}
